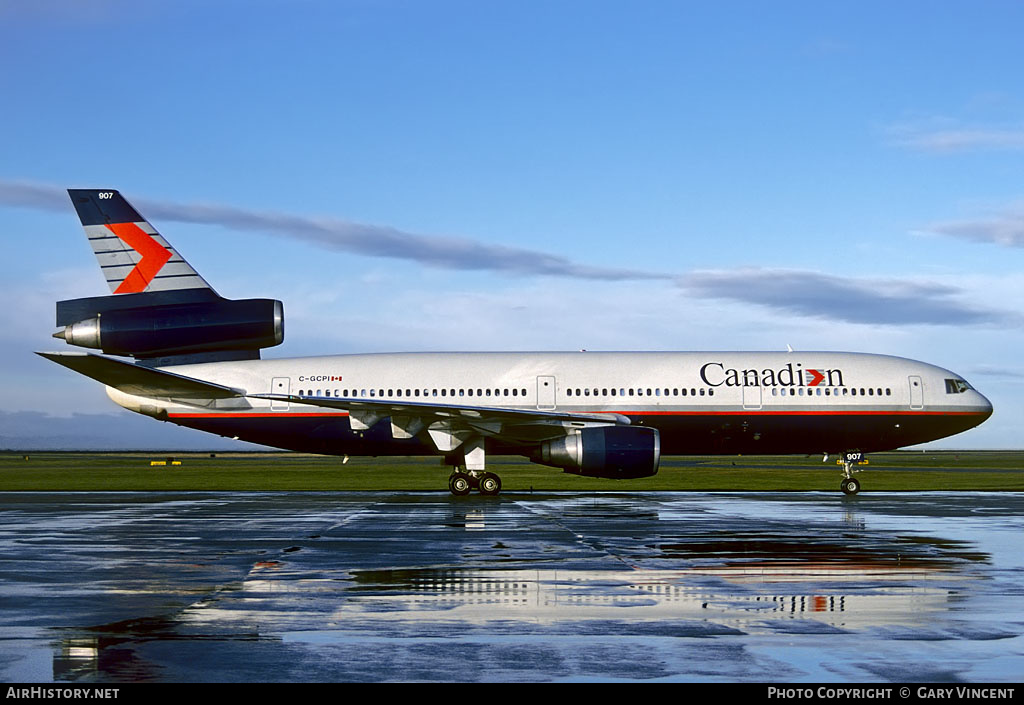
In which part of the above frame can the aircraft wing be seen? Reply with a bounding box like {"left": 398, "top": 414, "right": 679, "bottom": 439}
{"left": 249, "top": 392, "right": 630, "bottom": 443}
{"left": 36, "top": 351, "right": 244, "bottom": 399}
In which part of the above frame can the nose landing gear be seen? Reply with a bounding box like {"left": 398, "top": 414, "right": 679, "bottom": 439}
{"left": 840, "top": 476, "right": 861, "bottom": 495}
{"left": 838, "top": 451, "right": 868, "bottom": 495}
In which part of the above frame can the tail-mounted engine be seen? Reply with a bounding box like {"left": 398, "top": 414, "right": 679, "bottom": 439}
{"left": 54, "top": 289, "right": 283, "bottom": 364}
{"left": 532, "top": 425, "right": 661, "bottom": 479}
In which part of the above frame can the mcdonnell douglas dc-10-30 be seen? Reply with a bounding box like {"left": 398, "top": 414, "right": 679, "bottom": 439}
{"left": 40, "top": 190, "right": 993, "bottom": 495}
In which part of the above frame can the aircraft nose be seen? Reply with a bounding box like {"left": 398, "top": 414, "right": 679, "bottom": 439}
{"left": 972, "top": 389, "right": 994, "bottom": 422}
{"left": 974, "top": 391, "right": 991, "bottom": 418}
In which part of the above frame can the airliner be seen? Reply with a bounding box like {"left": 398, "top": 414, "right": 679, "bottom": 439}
{"left": 40, "top": 190, "right": 993, "bottom": 495}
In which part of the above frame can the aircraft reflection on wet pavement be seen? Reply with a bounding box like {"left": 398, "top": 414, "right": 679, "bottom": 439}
{"left": 4, "top": 491, "right": 1017, "bottom": 683}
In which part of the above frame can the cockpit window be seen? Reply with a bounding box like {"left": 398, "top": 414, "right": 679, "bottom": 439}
{"left": 945, "top": 378, "right": 971, "bottom": 394}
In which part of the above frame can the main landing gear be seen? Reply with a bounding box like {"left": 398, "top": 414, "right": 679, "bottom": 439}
{"left": 443, "top": 437, "right": 502, "bottom": 496}
{"left": 448, "top": 469, "right": 502, "bottom": 496}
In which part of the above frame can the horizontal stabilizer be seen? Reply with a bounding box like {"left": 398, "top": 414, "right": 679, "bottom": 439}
{"left": 36, "top": 351, "right": 244, "bottom": 399}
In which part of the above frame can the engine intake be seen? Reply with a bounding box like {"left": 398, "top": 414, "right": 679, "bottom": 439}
{"left": 532, "top": 426, "right": 660, "bottom": 479}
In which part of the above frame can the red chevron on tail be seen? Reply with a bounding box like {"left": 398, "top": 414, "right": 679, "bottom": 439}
{"left": 105, "top": 222, "right": 173, "bottom": 294}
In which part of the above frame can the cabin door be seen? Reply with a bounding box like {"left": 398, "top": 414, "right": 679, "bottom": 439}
{"left": 908, "top": 375, "right": 924, "bottom": 410}
{"left": 271, "top": 377, "right": 290, "bottom": 410}
{"left": 537, "top": 376, "right": 557, "bottom": 410}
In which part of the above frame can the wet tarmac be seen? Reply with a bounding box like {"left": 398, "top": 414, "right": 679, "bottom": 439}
{"left": 1, "top": 491, "right": 1022, "bottom": 682}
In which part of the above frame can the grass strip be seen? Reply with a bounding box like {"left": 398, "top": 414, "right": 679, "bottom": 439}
{"left": 2, "top": 451, "right": 1023, "bottom": 492}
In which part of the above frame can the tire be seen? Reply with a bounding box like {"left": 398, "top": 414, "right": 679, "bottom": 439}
{"left": 478, "top": 472, "right": 502, "bottom": 496}
{"left": 449, "top": 473, "right": 472, "bottom": 496}
{"left": 841, "top": 477, "right": 861, "bottom": 495}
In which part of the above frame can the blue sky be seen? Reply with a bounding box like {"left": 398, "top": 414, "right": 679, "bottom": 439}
{"left": 2, "top": 1, "right": 1023, "bottom": 449}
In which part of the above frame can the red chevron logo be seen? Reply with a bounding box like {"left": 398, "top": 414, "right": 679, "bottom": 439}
{"left": 105, "top": 222, "right": 172, "bottom": 294}
{"left": 806, "top": 369, "right": 826, "bottom": 387}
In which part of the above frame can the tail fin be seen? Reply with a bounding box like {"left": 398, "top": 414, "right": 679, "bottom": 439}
{"left": 68, "top": 189, "right": 214, "bottom": 294}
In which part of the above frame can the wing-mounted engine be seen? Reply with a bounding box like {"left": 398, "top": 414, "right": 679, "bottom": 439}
{"left": 532, "top": 426, "right": 661, "bottom": 479}
{"left": 54, "top": 289, "right": 284, "bottom": 365}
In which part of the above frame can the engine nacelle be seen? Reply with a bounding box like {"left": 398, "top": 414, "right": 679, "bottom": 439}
{"left": 56, "top": 297, "right": 283, "bottom": 358}
{"left": 532, "top": 426, "right": 660, "bottom": 479}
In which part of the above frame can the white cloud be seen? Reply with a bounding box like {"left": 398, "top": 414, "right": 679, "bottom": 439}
{"left": 920, "top": 210, "right": 1024, "bottom": 248}
{"left": 0, "top": 179, "right": 673, "bottom": 282}
{"left": 893, "top": 128, "right": 1024, "bottom": 153}
{"left": 679, "top": 268, "right": 1018, "bottom": 327}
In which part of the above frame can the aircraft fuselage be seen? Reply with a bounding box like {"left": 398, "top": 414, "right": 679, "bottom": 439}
{"left": 107, "top": 350, "right": 992, "bottom": 457}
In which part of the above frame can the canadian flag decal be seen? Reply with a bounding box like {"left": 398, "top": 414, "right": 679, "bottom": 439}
{"left": 105, "top": 222, "right": 172, "bottom": 294}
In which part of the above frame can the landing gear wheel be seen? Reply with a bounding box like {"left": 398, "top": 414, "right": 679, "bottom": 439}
{"left": 449, "top": 473, "right": 472, "bottom": 496}
{"left": 841, "top": 477, "right": 861, "bottom": 496}
{"left": 478, "top": 472, "right": 502, "bottom": 496}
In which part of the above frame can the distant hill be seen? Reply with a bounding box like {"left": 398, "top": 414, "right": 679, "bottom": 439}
{"left": 0, "top": 410, "right": 272, "bottom": 451}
